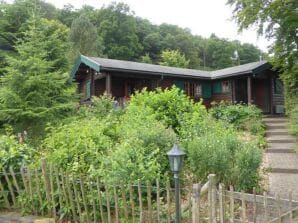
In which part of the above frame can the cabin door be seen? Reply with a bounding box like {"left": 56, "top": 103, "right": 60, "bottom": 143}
{"left": 234, "top": 78, "right": 248, "bottom": 103}
{"left": 253, "top": 78, "right": 270, "bottom": 113}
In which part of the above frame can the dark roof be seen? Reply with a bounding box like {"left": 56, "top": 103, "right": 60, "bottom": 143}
{"left": 71, "top": 55, "right": 271, "bottom": 80}
{"left": 210, "top": 61, "right": 271, "bottom": 79}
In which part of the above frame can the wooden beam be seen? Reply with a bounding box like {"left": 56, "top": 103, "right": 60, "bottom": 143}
{"left": 91, "top": 71, "right": 95, "bottom": 96}
{"left": 94, "top": 73, "right": 106, "bottom": 80}
{"left": 247, "top": 76, "right": 252, "bottom": 104}
{"left": 106, "top": 73, "right": 112, "bottom": 95}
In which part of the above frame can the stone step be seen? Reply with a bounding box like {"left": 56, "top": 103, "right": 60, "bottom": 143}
{"left": 267, "top": 153, "right": 298, "bottom": 170}
{"left": 265, "top": 124, "right": 288, "bottom": 130}
{"left": 266, "top": 148, "right": 294, "bottom": 153}
{"left": 263, "top": 118, "right": 288, "bottom": 124}
{"left": 270, "top": 168, "right": 298, "bottom": 174}
{"left": 268, "top": 173, "right": 298, "bottom": 200}
{"left": 268, "top": 142, "right": 296, "bottom": 150}
{"left": 267, "top": 135, "right": 296, "bottom": 143}
{"left": 266, "top": 129, "right": 289, "bottom": 136}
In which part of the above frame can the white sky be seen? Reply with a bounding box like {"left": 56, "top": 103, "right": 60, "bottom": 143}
{"left": 33, "top": 0, "right": 274, "bottom": 52}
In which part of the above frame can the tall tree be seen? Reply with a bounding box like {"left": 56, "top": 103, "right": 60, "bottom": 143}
{"left": 96, "top": 2, "right": 143, "bottom": 60}
{"left": 69, "top": 14, "right": 103, "bottom": 59}
{"left": 227, "top": 0, "right": 298, "bottom": 110}
{"left": 159, "top": 50, "right": 190, "bottom": 68}
{"left": 0, "top": 17, "right": 76, "bottom": 139}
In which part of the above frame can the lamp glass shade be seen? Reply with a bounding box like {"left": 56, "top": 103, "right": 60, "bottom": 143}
{"left": 167, "top": 144, "right": 185, "bottom": 173}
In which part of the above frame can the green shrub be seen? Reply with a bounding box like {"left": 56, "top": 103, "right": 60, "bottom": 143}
{"left": 210, "top": 102, "right": 264, "bottom": 133}
{"left": 42, "top": 117, "right": 114, "bottom": 174}
{"left": 185, "top": 122, "right": 262, "bottom": 191}
{"left": 100, "top": 106, "right": 177, "bottom": 185}
{"left": 0, "top": 129, "right": 35, "bottom": 170}
{"left": 129, "top": 87, "right": 207, "bottom": 133}
{"left": 289, "top": 100, "right": 298, "bottom": 136}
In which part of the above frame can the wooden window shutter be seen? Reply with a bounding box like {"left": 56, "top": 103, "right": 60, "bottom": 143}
{"left": 202, "top": 83, "right": 212, "bottom": 99}
{"left": 213, "top": 81, "right": 222, "bottom": 94}
{"left": 86, "top": 80, "right": 91, "bottom": 98}
{"left": 175, "top": 80, "right": 184, "bottom": 91}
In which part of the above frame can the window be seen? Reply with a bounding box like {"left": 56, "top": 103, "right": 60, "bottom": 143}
{"left": 274, "top": 78, "right": 283, "bottom": 94}
{"left": 212, "top": 81, "right": 230, "bottom": 94}
{"left": 222, "top": 81, "right": 230, "bottom": 93}
{"left": 184, "top": 82, "right": 202, "bottom": 99}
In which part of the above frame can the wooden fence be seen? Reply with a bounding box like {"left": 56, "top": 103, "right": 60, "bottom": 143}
{"left": 0, "top": 160, "right": 298, "bottom": 222}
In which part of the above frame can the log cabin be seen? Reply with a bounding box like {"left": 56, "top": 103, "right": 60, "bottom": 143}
{"left": 71, "top": 55, "right": 285, "bottom": 114}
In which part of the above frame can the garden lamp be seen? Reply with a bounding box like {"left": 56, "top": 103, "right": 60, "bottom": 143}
{"left": 167, "top": 144, "right": 185, "bottom": 223}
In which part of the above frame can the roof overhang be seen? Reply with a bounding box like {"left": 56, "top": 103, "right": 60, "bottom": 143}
{"left": 70, "top": 55, "right": 100, "bottom": 80}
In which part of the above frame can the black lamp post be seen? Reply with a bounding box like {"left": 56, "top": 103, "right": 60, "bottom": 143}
{"left": 167, "top": 144, "right": 185, "bottom": 223}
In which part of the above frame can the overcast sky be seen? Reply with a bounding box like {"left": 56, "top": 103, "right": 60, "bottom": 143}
{"left": 43, "top": 0, "right": 272, "bottom": 52}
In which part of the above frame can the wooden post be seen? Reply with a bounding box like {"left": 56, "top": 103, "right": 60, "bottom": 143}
{"left": 54, "top": 169, "right": 63, "bottom": 213}
{"left": 121, "top": 184, "right": 128, "bottom": 219}
{"left": 253, "top": 187, "right": 257, "bottom": 223}
{"left": 20, "top": 166, "right": 29, "bottom": 194}
{"left": 113, "top": 186, "right": 119, "bottom": 223}
{"left": 89, "top": 180, "right": 96, "bottom": 223}
{"left": 96, "top": 177, "right": 104, "bottom": 223}
{"left": 129, "top": 184, "right": 135, "bottom": 222}
{"left": 166, "top": 180, "right": 171, "bottom": 223}
{"left": 276, "top": 193, "right": 281, "bottom": 223}
{"left": 35, "top": 170, "right": 44, "bottom": 216}
{"left": 263, "top": 192, "right": 268, "bottom": 223}
{"left": 61, "top": 171, "right": 70, "bottom": 208}
{"left": 105, "top": 184, "right": 112, "bottom": 223}
{"left": 247, "top": 76, "right": 252, "bottom": 104}
{"left": 72, "top": 176, "right": 83, "bottom": 222}
{"left": 41, "top": 159, "right": 52, "bottom": 216}
{"left": 289, "top": 191, "right": 293, "bottom": 223}
{"left": 208, "top": 174, "right": 216, "bottom": 223}
{"left": 0, "top": 179, "right": 10, "bottom": 208}
{"left": 106, "top": 73, "right": 112, "bottom": 95}
{"left": 156, "top": 179, "right": 161, "bottom": 223}
{"left": 241, "top": 191, "right": 247, "bottom": 223}
{"left": 192, "top": 183, "right": 201, "bottom": 223}
{"left": 138, "top": 179, "right": 143, "bottom": 223}
{"left": 230, "top": 185, "right": 234, "bottom": 223}
{"left": 91, "top": 70, "right": 95, "bottom": 96}
{"left": 65, "top": 173, "right": 77, "bottom": 222}
{"left": 3, "top": 168, "right": 16, "bottom": 206}
{"left": 49, "top": 166, "right": 56, "bottom": 217}
{"left": 9, "top": 166, "right": 20, "bottom": 195}
{"left": 146, "top": 181, "right": 152, "bottom": 222}
{"left": 80, "top": 176, "right": 90, "bottom": 223}
{"left": 219, "top": 184, "right": 224, "bottom": 223}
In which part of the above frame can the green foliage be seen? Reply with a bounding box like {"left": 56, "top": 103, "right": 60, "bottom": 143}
{"left": 129, "top": 87, "right": 207, "bottom": 133}
{"left": 0, "top": 129, "right": 35, "bottom": 170}
{"left": 185, "top": 119, "right": 262, "bottom": 191}
{"left": 101, "top": 106, "right": 176, "bottom": 184}
{"left": 42, "top": 117, "right": 114, "bottom": 174}
{"left": 69, "top": 14, "right": 103, "bottom": 59}
{"left": 0, "top": 17, "right": 76, "bottom": 140}
{"left": 159, "top": 50, "right": 190, "bottom": 68}
{"left": 140, "top": 53, "right": 153, "bottom": 64}
{"left": 227, "top": 0, "right": 298, "bottom": 112}
{"left": 289, "top": 99, "right": 298, "bottom": 136}
{"left": 210, "top": 103, "right": 264, "bottom": 134}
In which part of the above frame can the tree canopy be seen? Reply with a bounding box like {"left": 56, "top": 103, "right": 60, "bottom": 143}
{"left": 227, "top": 0, "right": 298, "bottom": 110}
{"left": 0, "top": 17, "right": 76, "bottom": 138}
{"left": 0, "top": 0, "right": 264, "bottom": 72}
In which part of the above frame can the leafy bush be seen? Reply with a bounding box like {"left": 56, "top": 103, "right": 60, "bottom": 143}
{"left": 42, "top": 117, "right": 114, "bottom": 174}
{"left": 100, "top": 106, "right": 177, "bottom": 184}
{"left": 0, "top": 130, "right": 35, "bottom": 170}
{"left": 209, "top": 102, "right": 265, "bottom": 147}
{"left": 185, "top": 120, "right": 262, "bottom": 191}
{"left": 129, "top": 86, "right": 207, "bottom": 133}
